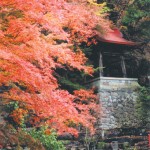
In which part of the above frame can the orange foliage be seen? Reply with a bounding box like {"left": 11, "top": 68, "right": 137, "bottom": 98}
{"left": 0, "top": 0, "right": 110, "bottom": 135}
{"left": 44, "top": 129, "right": 51, "bottom": 135}
{"left": 10, "top": 108, "right": 28, "bottom": 125}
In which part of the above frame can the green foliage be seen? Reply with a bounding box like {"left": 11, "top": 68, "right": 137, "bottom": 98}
{"left": 59, "top": 77, "right": 85, "bottom": 91}
{"left": 5, "top": 101, "right": 19, "bottom": 112}
{"left": 97, "top": 141, "right": 106, "bottom": 149}
{"left": 100, "top": 6, "right": 111, "bottom": 13}
{"left": 123, "top": 142, "right": 130, "bottom": 150}
{"left": 0, "top": 122, "right": 45, "bottom": 150}
{"left": 80, "top": 46, "right": 93, "bottom": 58}
{"left": 136, "top": 86, "right": 150, "bottom": 126}
{"left": 3, "top": 102, "right": 65, "bottom": 150}
{"left": 123, "top": 8, "right": 144, "bottom": 24}
{"left": 28, "top": 127, "right": 65, "bottom": 150}
{"left": 122, "top": 0, "right": 150, "bottom": 23}
{"left": 122, "top": 0, "right": 150, "bottom": 40}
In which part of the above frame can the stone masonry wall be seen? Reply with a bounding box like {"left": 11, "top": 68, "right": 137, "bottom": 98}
{"left": 88, "top": 77, "right": 140, "bottom": 130}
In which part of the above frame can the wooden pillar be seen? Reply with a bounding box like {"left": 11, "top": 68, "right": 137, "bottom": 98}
{"left": 99, "top": 51, "right": 104, "bottom": 77}
{"left": 121, "top": 56, "right": 127, "bottom": 78}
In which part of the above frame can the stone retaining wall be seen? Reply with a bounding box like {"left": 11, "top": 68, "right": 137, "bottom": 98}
{"left": 88, "top": 77, "right": 140, "bottom": 130}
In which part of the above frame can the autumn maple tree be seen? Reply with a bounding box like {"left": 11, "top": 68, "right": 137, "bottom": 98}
{"left": 0, "top": 0, "right": 111, "bottom": 135}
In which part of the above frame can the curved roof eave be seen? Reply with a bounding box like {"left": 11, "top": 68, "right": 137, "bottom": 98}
{"left": 97, "top": 28, "right": 138, "bottom": 46}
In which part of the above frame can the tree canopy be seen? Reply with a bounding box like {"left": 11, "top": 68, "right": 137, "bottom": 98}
{"left": 0, "top": 0, "right": 111, "bottom": 135}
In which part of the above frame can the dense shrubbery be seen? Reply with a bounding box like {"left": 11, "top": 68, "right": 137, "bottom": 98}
{"left": 0, "top": 122, "right": 45, "bottom": 149}
{"left": 136, "top": 86, "right": 150, "bottom": 127}
{"left": 0, "top": 101, "right": 65, "bottom": 149}
{"left": 27, "top": 127, "right": 65, "bottom": 150}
